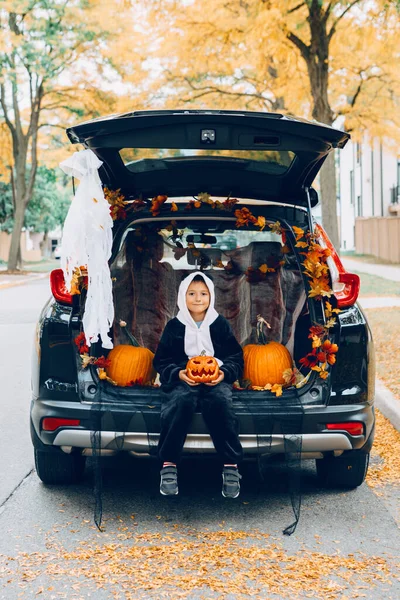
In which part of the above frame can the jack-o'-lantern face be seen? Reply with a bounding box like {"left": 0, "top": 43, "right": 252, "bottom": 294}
{"left": 186, "top": 355, "right": 219, "bottom": 383}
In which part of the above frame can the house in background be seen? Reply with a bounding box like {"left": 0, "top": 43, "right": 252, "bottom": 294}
{"left": 0, "top": 227, "right": 62, "bottom": 264}
{"left": 338, "top": 136, "right": 400, "bottom": 262}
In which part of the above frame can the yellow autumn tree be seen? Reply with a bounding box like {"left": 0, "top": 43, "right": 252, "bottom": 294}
{"left": 137, "top": 0, "right": 400, "bottom": 248}
{"left": 0, "top": 0, "right": 144, "bottom": 271}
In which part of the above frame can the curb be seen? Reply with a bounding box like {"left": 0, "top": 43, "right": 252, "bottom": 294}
{"left": 0, "top": 272, "right": 49, "bottom": 290}
{"left": 375, "top": 379, "right": 400, "bottom": 432}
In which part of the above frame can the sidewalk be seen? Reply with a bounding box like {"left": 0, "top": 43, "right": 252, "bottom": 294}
{"left": 341, "top": 256, "right": 400, "bottom": 310}
{"left": 376, "top": 379, "right": 400, "bottom": 432}
{"left": 0, "top": 271, "right": 49, "bottom": 290}
{"left": 341, "top": 257, "right": 400, "bottom": 282}
{"left": 0, "top": 259, "right": 57, "bottom": 290}
{"left": 358, "top": 297, "right": 400, "bottom": 309}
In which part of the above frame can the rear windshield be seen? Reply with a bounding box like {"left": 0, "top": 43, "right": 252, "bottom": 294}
{"left": 111, "top": 219, "right": 306, "bottom": 355}
{"left": 119, "top": 148, "right": 295, "bottom": 174}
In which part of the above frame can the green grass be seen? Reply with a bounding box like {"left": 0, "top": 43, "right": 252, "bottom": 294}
{"left": 22, "top": 258, "right": 59, "bottom": 272}
{"left": 356, "top": 271, "right": 400, "bottom": 297}
{"left": 340, "top": 251, "right": 400, "bottom": 267}
{"left": 364, "top": 307, "right": 400, "bottom": 400}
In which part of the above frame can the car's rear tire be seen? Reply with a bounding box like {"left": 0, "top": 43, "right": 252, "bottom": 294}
{"left": 316, "top": 451, "right": 369, "bottom": 488}
{"left": 34, "top": 449, "right": 86, "bottom": 484}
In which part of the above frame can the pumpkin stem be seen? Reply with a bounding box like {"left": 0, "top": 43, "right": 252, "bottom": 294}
{"left": 256, "top": 314, "right": 271, "bottom": 345}
{"left": 119, "top": 319, "right": 140, "bottom": 347}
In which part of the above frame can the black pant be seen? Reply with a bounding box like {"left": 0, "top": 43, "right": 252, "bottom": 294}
{"left": 158, "top": 382, "right": 243, "bottom": 465}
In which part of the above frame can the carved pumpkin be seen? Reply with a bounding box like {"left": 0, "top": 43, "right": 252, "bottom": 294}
{"left": 106, "top": 345, "right": 156, "bottom": 386}
{"left": 105, "top": 321, "right": 155, "bottom": 386}
{"left": 186, "top": 354, "right": 219, "bottom": 383}
{"left": 243, "top": 315, "right": 292, "bottom": 386}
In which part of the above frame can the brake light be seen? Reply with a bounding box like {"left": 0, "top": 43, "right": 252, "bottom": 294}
{"left": 315, "top": 225, "right": 360, "bottom": 308}
{"left": 42, "top": 418, "right": 80, "bottom": 431}
{"left": 326, "top": 422, "right": 363, "bottom": 436}
{"left": 50, "top": 269, "right": 73, "bottom": 306}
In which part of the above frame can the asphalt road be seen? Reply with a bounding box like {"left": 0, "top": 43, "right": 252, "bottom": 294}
{"left": 0, "top": 278, "right": 51, "bottom": 506}
{"left": 0, "top": 279, "right": 399, "bottom": 599}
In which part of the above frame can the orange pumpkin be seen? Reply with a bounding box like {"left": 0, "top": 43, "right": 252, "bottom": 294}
{"left": 186, "top": 354, "right": 219, "bottom": 383}
{"left": 106, "top": 345, "right": 156, "bottom": 387}
{"left": 243, "top": 315, "right": 292, "bottom": 386}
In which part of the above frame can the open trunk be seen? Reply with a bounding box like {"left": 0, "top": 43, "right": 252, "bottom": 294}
{"left": 109, "top": 204, "right": 314, "bottom": 375}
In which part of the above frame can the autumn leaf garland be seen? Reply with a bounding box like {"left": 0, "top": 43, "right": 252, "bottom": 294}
{"left": 237, "top": 223, "right": 340, "bottom": 396}
{"left": 293, "top": 226, "right": 340, "bottom": 383}
{"left": 102, "top": 189, "right": 275, "bottom": 235}
{"left": 78, "top": 188, "right": 341, "bottom": 394}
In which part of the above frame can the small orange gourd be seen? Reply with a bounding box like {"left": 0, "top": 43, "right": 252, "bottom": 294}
{"left": 106, "top": 322, "right": 155, "bottom": 386}
{"left": 243, "top": 315, "right": 293, "bottom": 387}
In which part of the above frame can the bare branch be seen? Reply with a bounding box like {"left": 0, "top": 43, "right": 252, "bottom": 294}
{"left": 328, "top": 0, "right": 363, "bottom": 41}
{"left": 286, "top": 31, "right": 310, "bottom": 61}
{"left": 0, "top": 84, "right": 16, "bottom": 137}
{"left": 322, "top": 2, "right": 333, "bottom": 25}
{"left": 25, "top": 126, "right": 39, "bottom": 206}
{"left": 287, "top": 2, "right": 306, "bottom": 15}
{"left": 26, "top": 77, "right": 43, "bottom": 140}
{"left": 181, "top": 77, "right": 274, "bottom": 105}
{"left": 349, "top": 73, "right": 389, "bottom": 108}
{"left": 38, "top": 123, "right": 66, "bottom": 130}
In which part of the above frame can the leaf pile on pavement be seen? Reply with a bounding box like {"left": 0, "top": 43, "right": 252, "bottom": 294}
{"left": 364, "top": 307, "right": 400, "bottom": 400}
{"left": 367, "top": 409, "right": 400, "bottom": 488}
{"left": 0, "top": 527, "right": 398, "bottom": 599}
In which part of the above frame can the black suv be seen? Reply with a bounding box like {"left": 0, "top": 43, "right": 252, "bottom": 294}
{"left": 31, "top": 110, "right": 374, "bottom": 488}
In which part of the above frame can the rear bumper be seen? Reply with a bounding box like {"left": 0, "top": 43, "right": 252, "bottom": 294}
{"left": 53, "top": 429, "right": 355, "bottom": 459}
{"left": 31, "top": 396, "right": 375, "bottom": 458}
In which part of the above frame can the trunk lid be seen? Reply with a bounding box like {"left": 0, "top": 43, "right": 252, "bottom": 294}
{"left": 66, "top": 110, "right": 349, "bottom": 207}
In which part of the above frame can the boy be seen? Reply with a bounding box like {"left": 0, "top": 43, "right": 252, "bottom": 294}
{"left": 153, "top": 272, "right": 244, "bottom": 498}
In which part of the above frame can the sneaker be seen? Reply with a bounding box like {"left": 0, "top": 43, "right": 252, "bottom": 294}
{"left": 222, "top": 466, "right": 242, "bottom": 498}
{"left": 160, "top": 466, "right": 178, "bottom": 496}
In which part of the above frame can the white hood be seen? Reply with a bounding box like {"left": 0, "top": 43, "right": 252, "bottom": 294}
{"left": 176, "top": 272, "right": 221, "bottom": 363}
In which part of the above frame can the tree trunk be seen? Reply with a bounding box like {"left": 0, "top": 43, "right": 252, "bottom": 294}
{"left": 320, "top": 152, "right": 339, "bottom": 248}
{"left": 40, "top": 230, "right": 49, "bottom": 256}
{"left": 287, "top": 2, "right": 340, "bottom": 247}
{"left": 7, "top": 199, "right": 25, "bottom": 271}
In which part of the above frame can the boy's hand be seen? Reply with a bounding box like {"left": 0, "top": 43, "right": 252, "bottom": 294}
{"left": 205, "top": 370, "right": 225, "bottom": 386}
{"left": 179, "top": 369, "right": 200, "bottom": 386}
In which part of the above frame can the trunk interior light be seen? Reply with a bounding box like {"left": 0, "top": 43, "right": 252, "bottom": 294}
{"left": 50, "top": 269, "right": 73, "bottom": 306}
{"left": 42, "top": 418, "right": 80, "bottom": 432}
{"left": 315, "top": 225, "right": 360, "bottom": 308}
{"left": 326, "top": 422, "right": 364, "bottom": 436}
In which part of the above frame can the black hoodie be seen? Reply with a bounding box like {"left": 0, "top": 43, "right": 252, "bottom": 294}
{"left": 153, "top": 315, "right": 244, "bottom": 389}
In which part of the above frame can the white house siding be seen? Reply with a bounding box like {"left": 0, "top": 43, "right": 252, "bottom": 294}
{"left": 338, "top": 135, "right": 400, "bottom": 251}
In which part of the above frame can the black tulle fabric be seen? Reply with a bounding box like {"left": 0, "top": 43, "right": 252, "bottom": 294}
{"left": 90, "top": 222, "right": 308, "bottom": 533}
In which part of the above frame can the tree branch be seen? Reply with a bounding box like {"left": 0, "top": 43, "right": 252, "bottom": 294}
{"left": 286, "top": 31, "right": 310, "bottom": 61}
{"left": 327, "top": 0, "right": 362, "bottom": 41}
{"left": 0, "top": 84, "right": 16, "bottom": 137}
{"left": 25, "top": 125, "right": 39, "bottom": 207}
{"left": 287, "top": 2, "right": 306, "bottom": 15}
{"left": 38, "top": 123, "right": 66, "bottom": 130}
{"left": 181, "top": 77, "right": 274, "bottom": 106}
{"left": 27, "top": 81, "right": 43, "bottom": 139}
{"left": 322, "top": 2, "right": 333, "bottom": 25}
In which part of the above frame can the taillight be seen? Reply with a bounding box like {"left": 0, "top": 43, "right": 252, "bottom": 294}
{"left": 42, "top": 418, "right": 80, "bottom": 431}
{"left": 315, "top": 225, "right": 360, "bottom": 308}
{"left": 326, "top": 422, "right": 364, "bottom": 436}
{"left": 50, "top": 269, "right": 73, "bottom": 306}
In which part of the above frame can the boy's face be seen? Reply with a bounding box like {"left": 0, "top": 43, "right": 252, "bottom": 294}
{"left": 186, "top": 280, "right": 210, "bottom": 321}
